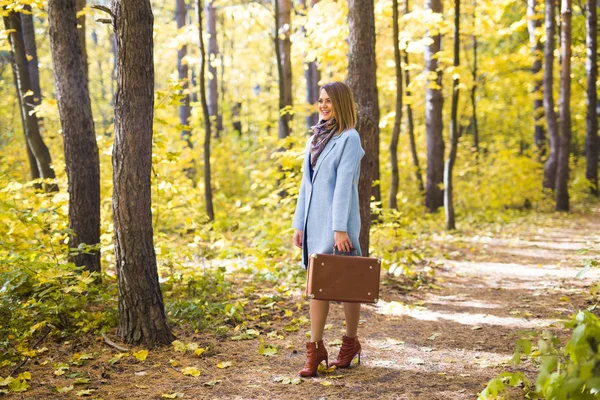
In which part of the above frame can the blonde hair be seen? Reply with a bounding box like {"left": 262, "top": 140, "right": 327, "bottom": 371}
{"left": 321, "top": 82, "right": 357, "bottom": 133}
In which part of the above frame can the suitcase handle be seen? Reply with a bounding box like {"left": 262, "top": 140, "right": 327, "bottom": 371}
{"left": 333, "top": 247, "right": 358, "bottom": 256}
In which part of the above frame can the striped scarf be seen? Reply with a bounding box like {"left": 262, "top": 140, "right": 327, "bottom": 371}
{"left": 310, "top": 118, "right": 337, "bottom": 168}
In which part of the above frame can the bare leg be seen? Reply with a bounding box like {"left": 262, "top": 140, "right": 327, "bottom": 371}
{"left": 343, "top": 302, "right": 361, "bottom": 337}
{"left": 309, "top": 299, "right": 330, "bottom": 341}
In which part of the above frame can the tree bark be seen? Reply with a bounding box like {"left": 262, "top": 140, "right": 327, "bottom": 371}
{"left": 555, "top": 0, "right": 571, "bottom": 211}
{"left": 301, "top": 0, "right": 320, "bottom": 131}
{"left": 48, "top": 0, "right": 101, "bottom": 274}
{"left": 275, "top": 0, "right": 292, "bottom": 139}
{"left": 424, "top": 0, "right": 444, "bottom": 212}
{"left": 3, "top": 11, "right": 57, "bottom": 192}
{"left": 444, "top": 0, "right": 460, "bottom": 230}
{"left": 206, "top": 0, "right": 222, "bottom": 137}
{"left": 389, "top": 0, "right": 402, "bottom": 210}
{"left": 404, "top": 0, "right": 424, "bottom": 193}
{"left": 585, "top": 0, "right": 598, "bottom": 196}
{"left": 197, "top": 0, "right": 215, "bottom": 221}
{"left": 527, "top": 0, "right": 545, "bottom": 153}
{"left": 175, "top": 0, "right": 192, "bottom": 146}
{"left": 347, "top": 0, "right": 380, "bottom": 257}
{"left": 20, "top": 7, "right": 42, "bottom": 106}
{"left": 76, "top": 0, "right": 88, "bottom": 78}
{"left": 470, "top": 0, "right": 479, "bottom": 151}
{"left": 543, "top": 0, "right": 559, "bottom": 189}
{"left": 9, "top": 50, "right": 41, "bottom": 185}
{"left": 111, "top": 0, "right": 175, "bottom": 346}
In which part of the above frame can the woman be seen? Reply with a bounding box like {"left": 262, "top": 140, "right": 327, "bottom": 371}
{"left": 292, "top": 81, "right": 365, "bottom": 377}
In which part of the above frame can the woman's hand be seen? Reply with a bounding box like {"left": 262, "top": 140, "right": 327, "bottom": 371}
{"left": 334, "top": 231, "right": 353, "bottom": 253}
{"left": 293, "top": 230, "right": 303, "bottom": 248}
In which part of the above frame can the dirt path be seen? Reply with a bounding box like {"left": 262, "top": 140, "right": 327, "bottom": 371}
{"left": 14, "top": 212, "right": 600, "bottom": 399}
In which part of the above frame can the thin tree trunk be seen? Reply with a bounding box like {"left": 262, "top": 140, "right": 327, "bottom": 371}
{"left": 424, "top": 0, "right": 444, "bottom": 212}
{"left": 92, "top": 28, "right": 110, "bottom": 130}
{"left": 3, "top": 11, "right": 57, "bottom": 192}
{"left": 347, "top": 0, "right": 380, "bottom": 257}
{"left": 527, "top": 0, "right": 545, "bottom": 153}
{"left": 471, "top": 0, "right": 479, "bottom": 152}
{"left": 543, "top": 0, "right": 559, "bottom": 189}
{"left": 555, "top": 0, "right": 571, "bottom": 211}
{"left": 404, "top": 0, "right": 424, "bottom": 193}
{"left": 585, "top": 0, "right": 598, "bottom": 196}
{"left": 389, "top": 0, "right": 402, "bottom": 210}
{"left": 175, "top": 0, "right": 192, "bottom": 146}
{"left": 301, "top": 0, "right": 320, "bottom": 131}
{"left": 9, "top": 51, "right": 41, "bottom": 185}
{"left": 197, "top": 0, "right": 215, "bottom": 221}
{"left": 112, "top": 0, "right": 175, "bottom": 346}
{"left": 48, "top": 0, "right": 101, "bottom": 274}
{"left": 444, "top": 0, "right": 460, "bottom": 230}
{"left": 206, "top": 0, "right": 222, "bottom": 137}
{"left": 275, "top": 0, "right": 292, "bottom": 139}
{"left": 20, "top": 7, "right": 42, "bottom": 106}
{"left": 76, "top": 0, "right": 88, "bottom": 78}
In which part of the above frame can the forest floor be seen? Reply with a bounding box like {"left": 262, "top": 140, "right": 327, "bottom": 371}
{"left": 6, "top": 211, "right": 600, "bottom": 400}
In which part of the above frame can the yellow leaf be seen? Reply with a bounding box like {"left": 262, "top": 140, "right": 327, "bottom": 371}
{"left": 194, "top": 348, "right": 205, "bottom": 357}
{"left": 169, "top": 359, "right": 178, "bottom": 367}
{"left": 181, "top": 367, "right": 201, "bottom": 377}
{"left": 320, "top": 381, "right": 333, "bottom": 386}
{"left": 76, "top": 389, "right": 95, "bottom": 396}
{"left": 172, "top": 340, "right": 187, "bottom": 352}
{"left": 161, "top": 393, "right": 184, "bottom": 399}
{"left": 133, "top": 350, "right": 149, "bottom": 361}
{"left": 55, "top": 385, "right": 74, "bottom": 393}
{"left": 216, "top": 361, "right": 231, "bottom": 369}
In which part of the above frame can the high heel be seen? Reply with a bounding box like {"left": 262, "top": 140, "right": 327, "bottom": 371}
{"left": 330, "top": 335, "right": 361, "bottom": 368}
{"left": 298, "top": 340, "right": 328, "bottom": 377}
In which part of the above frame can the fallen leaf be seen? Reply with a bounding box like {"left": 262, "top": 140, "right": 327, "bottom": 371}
{"left": 169, "top": 359, "right": 178, "bottom": 367}
{"left": 471, "top": 326, "right": 482, "bottom": 330}
{"left": 133, "top": 350, "right": 149, "bottom": 361}
{"left": 203, "top": 380, "right": 222, "bottom": 387}
{"left": 76, "top": 389, "right": 95, "bottom": 396}
{"left": 408, "top": 357, "right": 425, "bottom": 365}
{"left": 172, "top": 341, "right": 187, "bottom": 353}
{"left": 181, "top": 367, "right": 201, "bottom": 377}
{"left": 161, "top": 393, "right": 184, "bottom": 398}
{"left": 320, "top": 381, "right": 333, "bottom": 386}
{"left": 55, "top": 385, "right": 74, "bottom": 393}
{"left": 194, "top": 348, "right": 206, "bottom": 357}
{"left": 428, "top": 332, "right": 440, "bottom": 341}
{"left": 72, "top": 378, "right": 91, "bottom": 385}
{"left": 216, "top": 361, "right": 232, "bottom": 369}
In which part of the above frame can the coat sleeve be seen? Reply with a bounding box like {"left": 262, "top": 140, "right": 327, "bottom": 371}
{"left": 291, "top": 137, "right": 313, "bottom": 230}
{"left": 332, "top": 133, "right": 362, "bottom": 232}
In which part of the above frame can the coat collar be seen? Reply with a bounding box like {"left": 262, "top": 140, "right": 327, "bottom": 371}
{"left": 311, "top": 137, "right": 337, "bottom": 183}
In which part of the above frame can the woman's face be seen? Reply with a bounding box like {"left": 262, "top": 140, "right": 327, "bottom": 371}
{"left": 318, "top": 89, "right": 334, "bottom": 121}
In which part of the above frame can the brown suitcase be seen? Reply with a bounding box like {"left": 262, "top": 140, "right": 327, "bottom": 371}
{"left": 306, "top": 252, "right": 381, "bottom": 303}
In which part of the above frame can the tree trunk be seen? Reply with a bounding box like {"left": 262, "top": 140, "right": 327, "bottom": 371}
{"left": 206, "top": 0, "right": 222, "bottom": 137}
{"left": 424, "top": 0, "right": 444, "bottom": 212}
{"left": 76, "top": 0, "right": 88, "bottom": 78}
{"left": 470, "top": 0, "right": 479, "bottom": 151}
{"left": 275, "top": 0, "right": 292, "bottom": 139}
{"left": 404, "top": 0, "right": 424, "bottom": 193}
{"left": 527, "top": 0, "right": 545, "bottom": 153}
{"left": 389, "top": 0, "right": 402, "bottom": 210}
{"left": 347, "top": 0, "right": 380, "bottom": 257}
{"left": 92, "top": 29, "right": 110, "bottom": 130}
{"left": 301, "top": 0, "right": 320, "bottom": 131}
{"left": 3, "top": 11, "right": 57, "bottom": 192}
{"left": 444, "top": 0, "right": 460, "bottom": 230}
{"left": 197, "top": 0, "right": 215, "bottom": 221}
{"left": 20, "top": 7, "right": 42, "bottom": 106}
{"left": 585, "top": 0, "right": 598, "bottom": 196}
{"left": 48, "top": 0, "right": 101, "bottom": 274}
{"left": 555, "top": 0, "right": 571, "bottom": 211}
{"left": 111, "top": 0, "right": 175, "bottom": 346}
{"left": 9, "top": 50, "right": 41, "bottom": 185}
{"left": 175, "top": 0, "right": 192, "bottom": 146}
{"left": 543, "top": 0, "right": 559, "bottom": 189}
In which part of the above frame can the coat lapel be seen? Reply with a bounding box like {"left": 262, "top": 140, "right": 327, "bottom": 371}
{"left": 311, "top": 139, "right": 336, "bottom": 183}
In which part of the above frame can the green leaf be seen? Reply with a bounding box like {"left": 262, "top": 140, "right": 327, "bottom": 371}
{"left": 76, "top": 389, "right": 95, "bottom": 396}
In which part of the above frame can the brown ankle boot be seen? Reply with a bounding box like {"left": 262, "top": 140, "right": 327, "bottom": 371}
{"left": 330, "top": 335, "right": 361, "bottom": 368}
{"left": 298, "top": 340, "right": 328, "bottom": 377}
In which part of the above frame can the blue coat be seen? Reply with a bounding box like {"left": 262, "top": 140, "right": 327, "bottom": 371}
{"left": 292, "top": 128, "right": 365, "bottom": 267}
